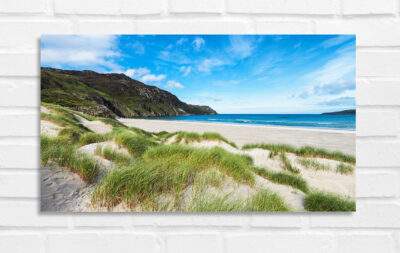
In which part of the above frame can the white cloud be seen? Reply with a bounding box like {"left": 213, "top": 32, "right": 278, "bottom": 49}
{"left": 228, "top": 35, "right": 255, "bottom": 59}
{"left": 124, "top": 67, "right": 150, "bottom": 78}
{"left": 192, "top": 37, "right": 205, "bottom": 50}
{"left": 179, "top": 66, "right": 192, "bottom": 76}
{"left": 292, "top": 48, "right": 355, "bottom": 100}
{"left": 140, "top": 74, "right": 166, "bottom": 83}
{"left": 321, "top": 35, "right": 354, "bottom": 48}
{"left": 131, "top": 41, "right": 145, "bottom": 54}
{"left": 158, "top": 50, "right": 191, "bottom": 65}
{"left": 198, "top": 58, "right": 224, "bottom": 73}
{"left": 177, "top": 37, "right": 188, "bottom": 45}
{"left": 165, "top": 80, "right": 184, "bottom": 89}
{"left": 41, "top": 35, "right": 120, "bottom": 70}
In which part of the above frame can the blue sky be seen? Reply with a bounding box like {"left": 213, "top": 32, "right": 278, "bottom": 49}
{"left": 41, "top": 34, "right": 355, "bottom": 114}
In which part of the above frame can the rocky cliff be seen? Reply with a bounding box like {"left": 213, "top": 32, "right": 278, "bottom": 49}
{"left": 41, "top": 68, "right": 217, "bottom": 118}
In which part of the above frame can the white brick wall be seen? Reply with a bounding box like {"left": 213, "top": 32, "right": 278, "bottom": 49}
{"left": 0, "top": 1, "right": 399, "bottom": 252}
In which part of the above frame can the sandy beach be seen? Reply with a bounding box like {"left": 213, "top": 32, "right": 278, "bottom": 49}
{"left": 119, "top": 119, "right": 356, "bottom": 155}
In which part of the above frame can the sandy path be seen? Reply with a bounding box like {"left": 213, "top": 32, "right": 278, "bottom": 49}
{"left": 119, "top": 119, "right": 355, "bottom": 155}
{"left": 74, "top": 114, "right": 112, "bottom": 134}
{"left": 40, "top": 120, "right": 63, "bottom": 137}
{"left": 40, "top": 163, "right": 93, "bottom": 212}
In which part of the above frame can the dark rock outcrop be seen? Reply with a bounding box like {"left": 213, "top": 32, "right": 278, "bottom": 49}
{"left": 322, "top": 109, "right": 356, "bottom": 115}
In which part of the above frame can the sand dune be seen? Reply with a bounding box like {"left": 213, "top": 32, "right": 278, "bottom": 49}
{"left": 119, "top": 118, "right": 355, "bottom": 155}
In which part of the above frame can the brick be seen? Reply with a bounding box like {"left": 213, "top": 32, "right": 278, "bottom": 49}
{"left": 0, "top": 78, "right": 39, "bottom": 107}
{"left": 357, "top": 141, "right": 400, "bottom": 167}
{"left": 132, "top": 215, "right": 193, "bottom": 226}
{"left": 357, "top": 79, "right": 400, "bottom": 105}
{"left": 357, "top": 171, "right": 398, "bottom": 197}
{"left": 0, "top": 0, "right": 47, "bottom": 14}
{"left": 73, "top": 215, "right": 131, "bottom": 227}
{"left": 250, "top": 214, "right": 302, "bottom": 227}
{"left": 166, "top": 234, "right": 221, "bottom": 253}
{"left": 54, "top": 0, "right": 121, "bottom": 15}
{"left": 357, "top": 78, "right": 400, "bottom": 105}
{"left": 0, "top": 144, "right": 38, "bottom": 169}
{"left": 169, "top": 0, "right": 224, "bottom": 13}
{"left": 135, "top": 20, "right": 254, "bottom": 34}
{"left": 0, "top": 113, "right": 39, "bottom": 136}
{"left": 225, "top": 234, "right": 333, "bottom": 253}
{"left": 356, "top": 110, "right": 398, "bottom": 136}
{"left": 0, "top": 53, "right": 39, "bottom": 76}
{"left": 342, "top": 0, "right": 395, "bottom": 15}
{"left": 0, "top": 233, "right": 45, "bottom": 253}
{"left": 227, "top": 0, "right": 340, "bottom": 15}
{"left": 358, "top": 51, "right": 400, "bottom": 77}
{"left": 336, "top": 234, "right": 396, "bottom": 253}
{"left": 48, "top": 232, "right": 160, "bottom": 253}
{"left": 0, "top": 172, "right": 38, "bottom": 198}
{"left": 310, "top": 203, "right": 400, "bottom": 228}
{"left": 0, "top": 21, "right": 72, "bottom": 49}
{"left": 76, "top": 20, "right": 135, "bottom": 33}
{"left": 133, "top": 215, "right": 247, "bottom": 227}
{"left": 255, "top": 20, "right": 313, "bottom": 33}
{"left": 315, "top": 18, "right": 400, "bottom": 46}
{"left": 121, "top": 0, "right": 164, "bottom": 15}
{"left": 0, "top": 201, "right": 68, "bottom": 227}
{"left": 192, "top": 215, "right": 249, "bottom": 227}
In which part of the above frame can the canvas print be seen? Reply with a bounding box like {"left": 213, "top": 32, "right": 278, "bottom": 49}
{"left": 40, "top": 35, "right": 356, "bottom": 212}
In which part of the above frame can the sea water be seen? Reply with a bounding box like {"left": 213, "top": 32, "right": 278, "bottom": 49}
{"left": 150, "top": 114, "right": 356, "bottom": 131}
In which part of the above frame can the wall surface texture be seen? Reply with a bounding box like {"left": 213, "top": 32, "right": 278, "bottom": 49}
{"left": 1, "top": 0, "right": 400, "bottom": 252}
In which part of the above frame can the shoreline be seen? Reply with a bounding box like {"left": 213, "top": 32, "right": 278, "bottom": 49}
{"left": 119, "top": 118, "right": 356, "bottom": 155}
{"left": 119, "top": 118, "right": 355, "bottom": 134}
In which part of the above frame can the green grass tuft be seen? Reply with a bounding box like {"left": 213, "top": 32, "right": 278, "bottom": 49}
{"left": 336, "top": 163, "right": 354, "bottom": 175}
{"left": 193, "top": 168, "right": 226, "bottom": 190}
{"left": 114, "top": 130, "right": 158, "bottom": 158}
{"left": 296, "top": 158, "right": 331, "bottom": 171}
{"left": 93, "top": 144, "right": 256, "bottom": 209}
{"left": 279, "top": 152, "right": 300, "bottom": 174}
{"left": 94, "top": 145, "right": 134, "bottom": 166}
{"left": 252, "top": 167, "right": 309, "bottom": 193}
{"left": 243, "top": 143, "right": 355, "bottom": 164}
{"left": 172, "top": 131, "right": 238, "bottom": 148}
{"left": 79, "top": 132, "right": 110, "bottom": 146}
{"left": 41, "top": 136, "right": 99, "bottom": 183}
{"left": 142, "top": 145, "right": 254, "bottom": 185}
{"left": 187, "top": 193, "right": 245, "bottom": 212}
{"left": 247, "top": 189, "right": 291, "bottom": 212}
{"left": 304, "top": 191, "right": 356, "bottom": 212}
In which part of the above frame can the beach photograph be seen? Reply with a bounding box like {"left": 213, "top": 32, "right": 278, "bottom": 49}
{"left": 40, "top": 34, "right": 356, "bottom": 212}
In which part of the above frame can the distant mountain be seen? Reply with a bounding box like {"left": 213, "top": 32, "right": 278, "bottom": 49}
{"left": 41, "top": 68, "right": 217, "bottom": 118}
{"left": 322, "top": 109, "right": 356, "bottom": 115}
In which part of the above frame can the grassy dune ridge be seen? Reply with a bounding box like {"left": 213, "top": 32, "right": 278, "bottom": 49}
{"left": 40, "top": 102, "right": 356, "bottom": 212}
{"left": 242, "top": 143, "right": 355, "bottom": 164}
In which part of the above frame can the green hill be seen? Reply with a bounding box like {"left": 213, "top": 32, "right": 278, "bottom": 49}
{"left": 41, "top": 67, "right": 217, "bottom": 118}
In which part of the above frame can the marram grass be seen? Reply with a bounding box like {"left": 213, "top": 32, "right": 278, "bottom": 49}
{"left": 243, "top": 143, "right": 355, "bottom": 164}
{"left": 41, "top": 136, "right": 99, "bottom": 183}
{"left": 296, "top": 157, "right": 332, "bottom": 171}
{"left": 279, "top": 152, "right": 300, "bottom": 174}
{"left": 92, "top": 144, "right": 256, "bottom": 209}
{"left": 304, "top": 191, "right": 356, "bottom": 212}
{"left": 187, "top": 190, "right": 290, "bottom": 212}
{"left": 252, "top": 167, "right": 309, "bottom": 193}
{"left": 173, "top": 131, "right": 238, "bottom": 148}
{"left": 336, "top": 163, "right": 354, "bottom": 175}
{"left": 94, "top": 145, "right": 134, "bottom": 167}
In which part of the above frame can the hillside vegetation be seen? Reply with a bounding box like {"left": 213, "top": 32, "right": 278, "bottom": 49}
{"left": 41, "top": 68, "right": 217, "bottom": 118}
